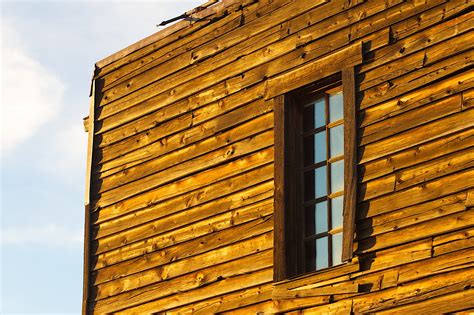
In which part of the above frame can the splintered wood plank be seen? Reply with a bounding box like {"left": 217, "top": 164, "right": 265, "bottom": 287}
{"left": 94, "top": 178, "right": 272, "bottom": 239}
{"left": 358, "top": 238, "right": 432, "bottom": 274}
{"left": 360, "top": 128, "right": 474, "bottom": 183}
{"left": 463, "top": 88, "right": 474, "bottom": 109}
{"left": 97, "top": 130, "right": 273, "bottom": 206}
{"left": 377, "top": 289, "right": 474, "bottom": 315}
{"left": 360, "top": 69, "right": 474, "bottom": 128}
{"left": 96, "top": 96, "right": 271, "bottom": 168}
{"left": 97, "top": 111, "right": 273, "bottom": 189}
{"left": 361, "top": 30, "right": 474, "bottom": 91}
{"left": 94, "top": 247, "right": 273, "bottom": 302}
{"left": 395, "top": 147, "right": 474, "bottom": 190}
{"left": 360, "top": 94, "right": 463, "bottom": 146}
{"left": 97, "top": 0, "right": 336, "bottom": 109}
{"left": 433, "top": 227, "right": 474, "bottom": 256}
{"left": 93, "top": 147, "right": 274, "bottom": 219}
{"left": 361, "top": 108, "right": 474, "bottom": 163}
{"left": 362, "top": 168, "right": 474, "bottom": 218}
{"left": 390, "top": 0, "right": 473, "bottom": 40}
{"left": 360, "top": 49, "right": 473, "bottom": 110}
{"left": 96, "top": 81, "right": 264, "bottom": 144}
{"left": 110, "top": 268, "right": 273, "bottom": 314}
{"left": 352, "top": 268, "right": 474, "bottom": 313}
{"left": 398, "top": 247, "right": 474, "bottom": 283}
{"left": 93, "top": 214, "right": 273, "bottom": 283}
{"left": 98, "top": 0, "right": 397, "bottom": 120}
{"left": 93, "top": 164, "right": 273, "bottom": 235}
{"left": 94, "top": 197, "right": 272, "bottom": 255}
{"left": 361, "top": 11, "right": 474, "bottom": 73}
{"left": 357, "top": 192, "right": 467, "bottom": 239}
{"left": 93, "top": 206, "right": 273, "bottom": 269}
{"left": 357, "top": 209, "right": 474, "bottom": 253}
{"left": 358, "top": 174, "right": 396, "bottom": 201}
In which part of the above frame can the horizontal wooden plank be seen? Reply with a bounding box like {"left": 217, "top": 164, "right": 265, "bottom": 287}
{"left": 360, "top": 30, "right": 474, "bottom": 91}
{"left": 95, "top": 247, "right": 273, "bottom": 302}
{"left": 433, "top": 227, "right": 474, "bottom": 256}
{"left": 272, "top": 283, "right": 359, "bottom": 299}
{"left": 94, "top": 197, "right": 273, "bottom": 255}
{"left": 97, "top": 111, "right": 273, "bottom": 189}
{"left": 94, "top": 177, "right": 273, "bottom": 239}
{"left": 357, "top": 192, "right": 467, "bottom": 239}
{"left": 389, "top": 0, "right": 473, "bottom": 40}
{"left": 395, "top": 147, "right": 474, "bottom": 190}
{"left": 361, "top": 168, "right": 474, "bottom": 218}
{"left": 96, "top": 95, "right": 270, "bottom": 168}
{"left": 361, "top": 69, "right": 474, "bottom": 128}
{"left": 353, "top": 268, "right": 474, "bottom": 312}
{"left": 360, "top": 48, "right": 473, "bottom": 109}
{"left": 275, "top": 260, "right": 360, "bottom": 291}
{"left": 360, "top": 11, "right": 474, "bottom": 73}
{"left": 360, "top": 128, "right": 474, "bottom": 183}
{"left": 112, "top": 268, "right": 273, "bottom": 314}
{"left": 265, "top": 42, "right": 362, "bottom": 99}
{"left": 361, "top": 108, "right": 474, "bottom": 163}
{"left": 463, "top": 88, "right": 474, "bottom": 109}
{"left": 360, "top": 93, "right": 462, "bottom": 146}
{"left": 93, "top": 204, "right": 273, "bottom": 268}
{"left": 357, "top": 208, "right": 474, "bottom": 253}
{"left": 97, "top": 130, "right": 273, "bottom": 206}
{"left": 93, "top": 147, "right": 274, "bottom": 220}
{"left": 99, "top": 0, "right": 330, "bottom": 105}
{"left": 93, "top": 213, "right": 273, "bottom": 282}
{"left": 377, "top": 289, "right": 474, "bottom": 315}
{"left": 176, "top": 284, "right": 274, "bottom": 315}
{"left": 95, "top": 0, "right": 251, "bottom": 72}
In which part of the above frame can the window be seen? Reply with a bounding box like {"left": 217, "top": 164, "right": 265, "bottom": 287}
{"left": 274, "top": 69, "right": 357, "bottom": 280}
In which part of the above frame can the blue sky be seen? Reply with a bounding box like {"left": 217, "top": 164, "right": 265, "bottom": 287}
{"left": 0, "top": 0, "right": 203, "bottom": 313}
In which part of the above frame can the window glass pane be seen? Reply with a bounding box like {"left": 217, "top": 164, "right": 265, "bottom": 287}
{"left": 315, "top": 166, "right": 327, "bottom": 199}
{"left": 332, "top": 233, "right": 343, "bottom": 265}
{"left": 331, "top": 196, "right": 344, "bottom": 229}
{"left": 303, "top": 98, "right": 325, "bottom": 131}
{"left": 303, "top": 131, "right": 326, "bottom": 165}
{"left": 330, "top": 160, "right": 344, "bottom": 193}
{"left": 329, "top": 91, "right": 343, "bottom": 122}
{"left": 316, "top": 237, "right": 329, "bottom": 270}
{"left": 315, "top": 201, "right": 328, "bottom": 234}
{"left": 305, "top": 166, "right": 327, "bottom": 201}
{"left": 329, "top": 125, "right": 344, "bottom": 158}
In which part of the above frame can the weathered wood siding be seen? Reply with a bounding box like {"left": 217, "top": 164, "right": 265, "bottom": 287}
{"left": 84, "top": 0, "right": 474, "bottom": 313}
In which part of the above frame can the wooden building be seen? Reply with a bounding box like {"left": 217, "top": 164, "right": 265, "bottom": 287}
{"left": 83, "top": 0, "right": 474, "bottom": 313}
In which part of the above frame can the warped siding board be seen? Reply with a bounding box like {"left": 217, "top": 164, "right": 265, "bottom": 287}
{"left": 84, "top": 1, "right": 474, "bottom": 313}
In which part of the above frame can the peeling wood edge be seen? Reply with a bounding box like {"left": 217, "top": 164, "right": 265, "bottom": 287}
{"left": 83, "top": 78, "right": 97, "bottom": 315}
{"left": 95, "top": 0, "right": 243, "bottom": 69}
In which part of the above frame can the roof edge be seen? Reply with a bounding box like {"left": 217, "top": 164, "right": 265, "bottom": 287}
{"left": 95, "top": 0, "right": 241, "bottom": 69}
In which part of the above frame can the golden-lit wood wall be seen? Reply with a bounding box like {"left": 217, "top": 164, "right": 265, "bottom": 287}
{"left": 84, "top": 0, "right": 474, "bottom": 313}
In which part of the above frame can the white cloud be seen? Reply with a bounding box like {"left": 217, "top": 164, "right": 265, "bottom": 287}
{"left": 0, "top": 18, "right": 65, "bottom": 158}
{"left": 0, "top": 224, "right": 83, "bottom": 248}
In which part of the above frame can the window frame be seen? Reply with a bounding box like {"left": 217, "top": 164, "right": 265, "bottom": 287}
{"left": 274, "top": 67, "right": 357, "bottom": 281}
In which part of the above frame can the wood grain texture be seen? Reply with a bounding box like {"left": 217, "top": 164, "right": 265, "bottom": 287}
{"left": 85, "top": 1, "right": 474, "bottom": 313}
